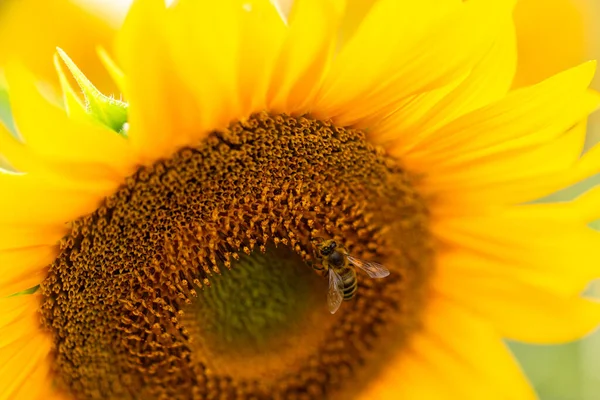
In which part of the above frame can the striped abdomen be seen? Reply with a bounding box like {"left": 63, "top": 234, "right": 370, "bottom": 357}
{"left": 336, "top": 265, "right": 358, "bottom": 301}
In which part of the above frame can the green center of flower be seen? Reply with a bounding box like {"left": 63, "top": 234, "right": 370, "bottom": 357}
{"left": 40, "top": 113, "right": 433, "bottom": 399}
{"left": 189, "top": 246, "right": 323, "bottom": 352}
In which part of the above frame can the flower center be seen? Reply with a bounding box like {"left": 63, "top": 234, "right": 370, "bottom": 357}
{"left": 40, "top": 112, "right": 433, "bottom": 399}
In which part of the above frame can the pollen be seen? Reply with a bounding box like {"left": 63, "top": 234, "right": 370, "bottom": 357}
{"left": 39, "top": 112, "right": 433, "bottom": 399}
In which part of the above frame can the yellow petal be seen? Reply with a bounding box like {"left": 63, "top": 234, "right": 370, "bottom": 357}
{"left": 116, "top": 0, "right": 208, "bottom": 161}
{"left": 336, "top": 0, "right": 376, "bottom": 46}
{"left": 421, "top": 92, "right": 597, "bottom": 174}
{"left": 0, "top": 294, "right": 56, "bottom": 400}
{"left": 312, "top": 0, "right": 461, "bottom": 117}
{"left": 373, "top": 12, "right": 517, "bottom": 149}
{"left": 0, "top": 117, "right": 129, "bottom": 191}
{"left": 507, "top": 185, "right": 600, "bottom": 223}
{"left": 313, "top": 0, "right": 514, "bottom": 128}
{"left": 0, "top": 121, "right": 36, "bottom": 173}
{"left": 0, "top": 224, "right": 65, "bottom": 251}
{"left": 9, "top": 355, "right": 54, "bottom": 400}
{"left": 421, "top": 120, "right": 589, "bottom": 212}
{"left": 527, "top": 138, "right": 600, "bottom": 200}
{"left": 237, "top": 0, "right": 287, "bottom": 114}
{"left": 512, "top": 0, "right": 587, "bottom": 88}
{"left": 359, "top": 297, "right": 536, "bottom": 399}
{"left": 419, "top": 12, "right": 517, "bottom": 129}
{"left": 165, "top": 1, "right": 241, "bottom": 136}
{"left": 405, "top": 62, "right": 597, "bottom": 165}
{"left": 358, "top": 74, "right": 466, "bottom": 135}
{"left": 406, "top": 64, "right": 599, "bottom": 209}
{"left": 431, "top": 132, "right": 590, "bottom": 215}
{"left": 0, "top": 294, "right": 37, "bottom": 346}
{"left": 97, "top": 47, "right": 126, "bottom": 93}
{"left": 0, "top": 170, "right": 105, "bottom": 226}
{"left": 0, "top": 246, "right": 56, "bottom": 297}
{"left": 433, "top": 272, "right": 600, "bottom": 344}
{"left": 431, "top": 214, "right": 600, "bottom": 296}
{"left": 267, "top": 0, "right": 343, "bottom": 114}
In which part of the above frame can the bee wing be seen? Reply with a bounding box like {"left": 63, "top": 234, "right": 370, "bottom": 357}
{"left": 347, "top": 255, "right": 390, "bottom": 279}
{"left": 327, "top": 268, "right": 344, "bottom": 314}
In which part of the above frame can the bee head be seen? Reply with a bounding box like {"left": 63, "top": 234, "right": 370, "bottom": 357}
{"left": 319, "top": 240, "right": 337, "bottom": 256}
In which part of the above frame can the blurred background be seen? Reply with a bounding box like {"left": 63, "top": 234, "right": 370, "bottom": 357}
{"left": 0, "top": 0, "right": 598, "bottom": 398}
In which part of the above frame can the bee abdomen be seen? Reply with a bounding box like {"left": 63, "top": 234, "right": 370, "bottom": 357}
{"left": 341, "top": 269, "right": 357, "bottom": 301}
{"left": 343, "top": 282, "right": 358, "bottom": 300}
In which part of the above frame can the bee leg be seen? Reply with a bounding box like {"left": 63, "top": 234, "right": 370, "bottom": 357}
{"left": 311, "top": 262, "right": 328, "bottom": 278}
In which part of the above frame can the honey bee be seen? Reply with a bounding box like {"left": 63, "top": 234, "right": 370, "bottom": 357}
{"left": 312, "top": 238, "right": 389, "bottom": 314}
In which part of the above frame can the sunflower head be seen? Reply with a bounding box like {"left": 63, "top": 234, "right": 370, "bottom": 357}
{"left": 1, "top": 1, "right": 600, "bottom": 399}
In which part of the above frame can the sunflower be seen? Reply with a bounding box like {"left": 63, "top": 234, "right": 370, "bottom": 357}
{"left": 2, "top": 0, "right": 600, "bottom": 399}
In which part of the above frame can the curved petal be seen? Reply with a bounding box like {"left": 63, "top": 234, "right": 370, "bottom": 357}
{"left": 116, "top": 0, "right": 289, "bottom": 160}
{"left": 0, "top": 294, "right": 59, "bottom": 400}
{"left": 312, "top": 0, "right": 514, "bottom": 127}
{"left": 372, "top": 12, "right": 517, "bottom": 149}
{"left": 359, "top": 297, "right": 536, "bottom": 399}
{"left": 422, "top": 121, "right": 590, "bottom": 213}
{"left": 0, "top": 224, "right": 66, "bottom": 250}
{"left": 0, "top": 120, "right": 131, "bottom": 190}
{"left": 115, "top": 0, "right": 203, "bottom": 161}
{"left": 404, "top": 62, "right": 597, "bottom": 165}
{"left": 164, "top": 0, "right": 242, "bottom": 138}
{"left": 312, "top": 0, "right": 462, "bottom": 117}
{"left": 237, "top": 0, "right": 287, "bottom": 114}
{"left": 0, "top": 246, "right": 56, "bottom": 297}
{"left": 0, "top": 120, "right": 39, "bottom": 172}
{"left": 433, "top": 271, "right": 600, "bottom": 343}
{"left": 405, "top": 63, "right": 599, "bottom": 209}
{"left": 512, "top": 0, "right": 587, "bottom": 88}
{"left": 507, "top": 185, "right": 600, "bottom": 223}
{"left": 267, "top": 0, "right": 343, "bottom": 114}
{"left": 0, "top": 170, "right": 106, "bottom": 226}
{"left": 431, "top": 212, "right": 600, "bottom": 297}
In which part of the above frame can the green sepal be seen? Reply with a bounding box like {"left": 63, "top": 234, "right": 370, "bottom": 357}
{"left": 8, "top": 285, "right": 40, "bottom": 297}
{"left": 56, "top": 47, "right": 128, "bottom": 135}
